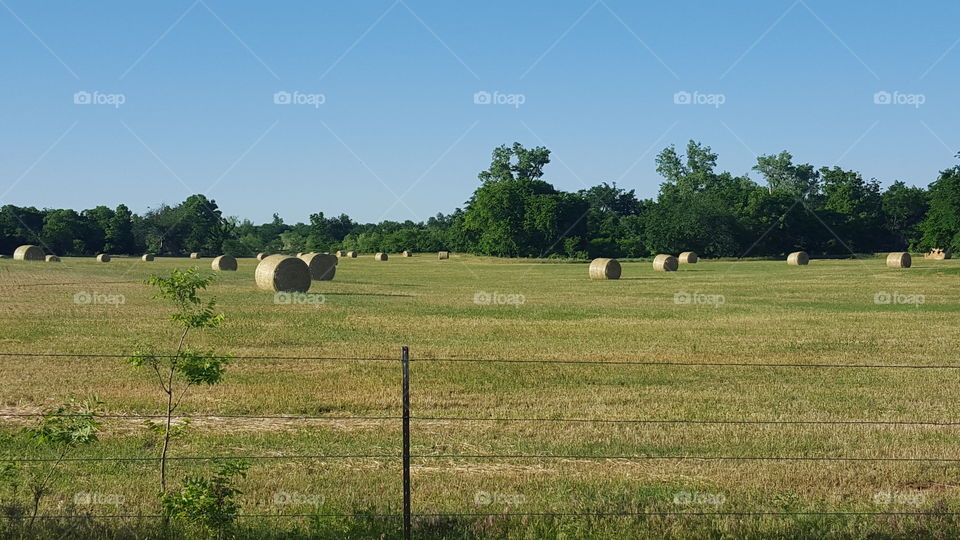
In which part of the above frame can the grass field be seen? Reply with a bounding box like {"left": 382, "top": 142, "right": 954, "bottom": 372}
{"left": 2, "top": 253, "right": 960, "bottom": 538}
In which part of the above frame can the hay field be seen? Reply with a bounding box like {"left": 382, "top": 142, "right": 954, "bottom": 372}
{"left": 1, "top": 254, "right": 959, "bottom": 538}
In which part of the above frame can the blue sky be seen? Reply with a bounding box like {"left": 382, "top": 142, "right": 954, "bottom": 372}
{"left": 1, "top": 1, "right": 958, "bottom": 224}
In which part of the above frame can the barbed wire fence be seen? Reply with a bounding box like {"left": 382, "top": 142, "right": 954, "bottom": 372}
{"left": 2, "top": 347, "right": 960, "bottom": 539}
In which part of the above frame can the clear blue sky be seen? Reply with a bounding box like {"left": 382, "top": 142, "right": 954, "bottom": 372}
{"left": 1, "top": 1, "right": 958, "bottom": 224}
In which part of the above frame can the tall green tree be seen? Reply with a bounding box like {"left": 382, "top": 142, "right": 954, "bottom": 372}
{"left": 753, "top": 151, "right": 820, "bottom": 198}
{"left": 179, "top": 195, "right": 225, "bottom": 255}
{"left": 919, "top": 160, "right": 960, "bottom": 252}
{"left": 882, "top": 181, "right": 928, "bottom": 250}
{"left": 477, "top": 142, "right": 551, "bottom": 183}
{"left": 105, "top": 204, "right": 136, "bottom": 254}
{"left": 819, "top": 166, "right": 884, "bottom": 253}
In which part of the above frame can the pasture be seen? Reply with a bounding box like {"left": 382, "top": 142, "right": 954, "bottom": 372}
{"left": 1, "top": 254, "right": 959, "bottom": 538}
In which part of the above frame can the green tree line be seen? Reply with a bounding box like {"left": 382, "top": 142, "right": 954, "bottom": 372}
{"left": 3, "top": 141, "right": 959, "bottom": 258}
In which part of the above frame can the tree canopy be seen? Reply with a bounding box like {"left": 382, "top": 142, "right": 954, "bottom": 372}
{"left": 3, "top": 141, "right": 957, "bottom": 259}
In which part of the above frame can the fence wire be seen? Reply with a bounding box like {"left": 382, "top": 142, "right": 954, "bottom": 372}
{"left": 2, "top": 349, "right": 957, "bottom": 528}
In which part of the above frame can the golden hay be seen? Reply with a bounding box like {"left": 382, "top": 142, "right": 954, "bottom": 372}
{"left": 402, "top": 251, "right": 413, "bottom": 257}
{"left": 335, "top": 250, "right": 344, "bottom": 258}
{"left": 141, "top": 254, "right": 155, "bottom": 262}
{"left": 211, "top": 255, "right": 238, "bottom": 271}
{"left": 44, "top": 255, "right": 60, "bottom": 262}
{"left": 374, "top": 252, "right": 388, "bottom": 261}
{"left": 787, "top": 251, "right": 809, "bottom": 266}
{"left": 13, "top": 245, "right": 44, "bottom": 261}
{"left": 924, "top": 248, "right": 952, "bottom": 260}
{"left": 652, "top": 254, "right": 678, "bottom": 272}
{"left": 96, "top": 254, "right": 111, "bottom": 263}
{"left": 678, "top": 251, "right": 698, "bottom": 264}
{"left": 438, "top": 251, "right": 450, "bottom": 260}
{"left": 298, "top": 252, "right": 337, "bottom": 281}
{"left": 256, "top": 252, "right": 268, "bottom": 261}
{"left": 255, "top": 255, "right": 311, "bottom": 293}
{"left": 346, "top": 251, "right": 357, "bottom": 258}
{"left": 886, "top": 252, "right": 912, "bottom": 268}
{"left": 589, "top": 258, "right": 621, "bottom": 280}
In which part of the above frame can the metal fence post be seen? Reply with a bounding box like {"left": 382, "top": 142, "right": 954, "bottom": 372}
{"left": 402, "top": 346, "right": 411, "bottom": 540}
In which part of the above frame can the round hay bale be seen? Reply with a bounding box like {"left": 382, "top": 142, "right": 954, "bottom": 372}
{"left": 13, "top": 245, "right": 44, "bottom": 261}
{"left": 335, "top": 250, "right": 344, "bottom": 258}
{"left": 589, "top": 258, "right": 621, "bottom": 280}
{"left": 886, "top": 252, "right": 912, "bottom": 269}
{"left": 141, "top": 254, "right": 155, "bottom": 262}
{"left": 652, "top": 254, "right": 678, "bottom": 272}
{"left": 402, "top": 250, "right": 413, "bottom": 257}
{"left": 787, "top": 251, "right": 809, "bottom": 266}
{"left": 438, "top": 251, "right": 450, "bottom": 260}
{"left": 256, "top": 252, "right": 268, "bottom": 261}
{"left": 374, "top": 252, "right": 388, "bottom": 261}
{"left": 346, "top": 251, "right": 357, "bottom": 258}
{"left": 678, "top": 251, "right": 698, "bottom": 264}
{"left": 189, "top": 252, "right": 200, "bottom": 259}
{"left": 298, "top": 252, "right": 337, "bottom": 281}
{"left": 45, "top": 254, "right": 60, "bottom": 262}
{"left": 255, "top": 255, "right": 311, "bottom": 293}
{"left": 96, "top": 254, "right": 111, "bottom": 263}
{"left": 212, "top": 255, "right": 238, "bottom": 271}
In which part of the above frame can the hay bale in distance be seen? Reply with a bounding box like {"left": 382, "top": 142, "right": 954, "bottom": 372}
{"left": 335, "top": 250, "right": 344, "bottom": 258}
{"left": 787, "top": 251, "right": 809, "bottom": 266}
{"left": 346, "top": 251, "right": 357, "bottom": 258}
{"left": 45, "top": 255, "right": 60, "bottom": 262}
{"left": 13, "top": 245, "right": 44, "bottom": 261}
{"left": 589, "top": 258, "right": 621, "bottom": 280}
{"left": 886, "top": 252, "right": 912, "bottom": 268}
{"left": 96, "top": 254, "right": 111, "bottom": 263}
{"left": 141, "top": 254, "right": 155, "bottom": 262}
{"left": 678, "top": 251, "right": 698, "bottom": 264}
{"left": 255, "top": 255, "right": 311, "bottom": 293}
{"left": 402, "top": 251, "right": 413, "bottom": 257}
{"left": 256, "top": 252, "right": 268, "bottom": 261}
{"left": 438, "top": 251, "right": 450, "bottom": 260}
{"left": 190, "top": 252, "right": 200, "bottom": 259}
{"left": 652, "top": 254, "right": 678, "bottom": 272}
{"left": 924, "top": 248, "right": 952, "bottom": 260}
{"left": 299, "top": 252, "right": 337, "bottom": 281}
{"left": 212, "top": 255, "right": 238, "bottom": 271}
{"left": 375, "top": 252, "right": 388, "bottom": 261}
